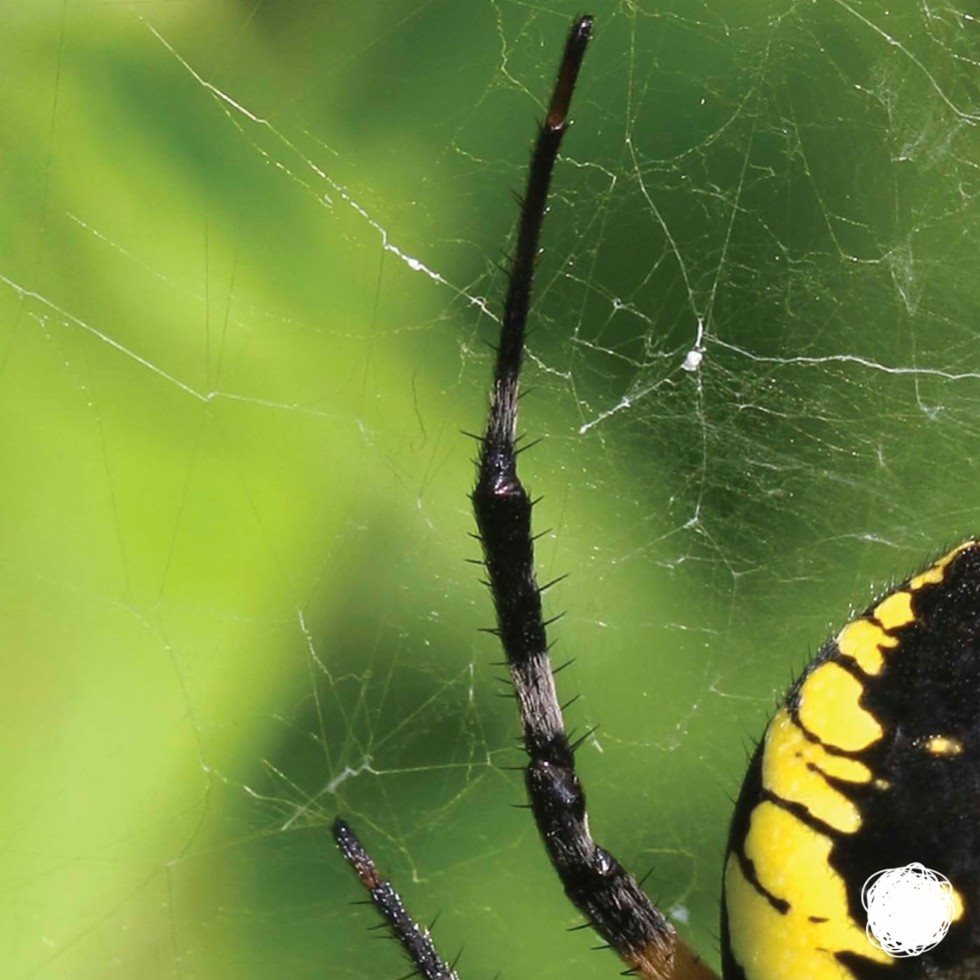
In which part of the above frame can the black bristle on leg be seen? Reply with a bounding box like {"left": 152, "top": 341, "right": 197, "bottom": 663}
{"left": 469, "top": 14, "right": 716, "bottom": 980}
{"left": 331, "top": 14, "right": 719, "bottom": 980}
{"left": 331, "top": 819, "right": 460, "bottom": 980}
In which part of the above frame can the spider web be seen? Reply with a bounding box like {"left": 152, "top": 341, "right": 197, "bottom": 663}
{"left": 2, "top": 1, "right": 979, "bottom": 977}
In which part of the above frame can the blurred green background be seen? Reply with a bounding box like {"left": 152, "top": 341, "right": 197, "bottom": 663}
{"left": 2, "top": 1, "right": 979, "bottom": 977}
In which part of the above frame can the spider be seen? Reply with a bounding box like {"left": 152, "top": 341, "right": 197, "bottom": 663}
{"left": 333, "top": 15, "right": 980, "bottom": 979}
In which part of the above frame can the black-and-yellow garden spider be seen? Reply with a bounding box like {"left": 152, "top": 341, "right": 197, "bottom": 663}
{"left": 333, "top": 15, "right": 980, "bottom": 979}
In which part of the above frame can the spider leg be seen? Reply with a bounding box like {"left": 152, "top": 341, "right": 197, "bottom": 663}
{"left": 332, "top": 819, "right": 461, "bottom": 980}
{"left": 470, "top": 16, "right": 718, "bottom": 980}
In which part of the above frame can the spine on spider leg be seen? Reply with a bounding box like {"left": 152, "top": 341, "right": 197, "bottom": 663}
{"left": 471, "top": 16, "right": 718, "bottom": 980}
{"left": 332, "top": 819, "right": 461, "bottom": 980}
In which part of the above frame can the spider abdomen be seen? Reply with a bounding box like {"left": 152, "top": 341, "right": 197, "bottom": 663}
{"left": 722, "top": 541, "right": 980, "bottom": 979}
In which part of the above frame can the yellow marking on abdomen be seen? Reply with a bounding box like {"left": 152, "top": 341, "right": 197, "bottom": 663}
{"left": 725, "top": 803, "right": 889, "bottom": 979}
{"left": 835, "top": 619, "right": 895, "bottom": 676}
{"left": 953, "top": 888, "right": 966, "bottom": 921}
{"left": 798, "top": 662, "right": 882, "bottom": 752}
{"left": 725, "top": 541, "right": 979, "bottom": 977}
{"left": 763, "top": 709, "right": 871, "bottom": 833}
{"left": 923, "top": 735, "right": 964, "bottom": 757}
{"left": 908, "top": 540, "right": 974, "bottom": 590}
{"left": 873, "top": 589, "right": 914, "bottom": 631}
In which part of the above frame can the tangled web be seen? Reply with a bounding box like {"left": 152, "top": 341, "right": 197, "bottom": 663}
{"left": 2, "top": 1, "right": 980, "bottom": 978}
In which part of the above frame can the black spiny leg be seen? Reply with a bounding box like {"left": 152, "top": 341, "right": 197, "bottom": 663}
{"left": 471, "top": 16, "right": 716, "bottom": 980}
{"left": 332, "top": 819, "right": 461, "bottom": 980}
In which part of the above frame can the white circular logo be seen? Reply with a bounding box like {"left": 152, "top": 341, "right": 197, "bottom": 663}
{"left": 862, "top": 863, "right": 955, "bottom": 957}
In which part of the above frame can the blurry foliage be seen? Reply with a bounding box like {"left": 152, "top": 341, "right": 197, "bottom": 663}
{"left": 1, "top": 1, "right": 979, "bottom": 977}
